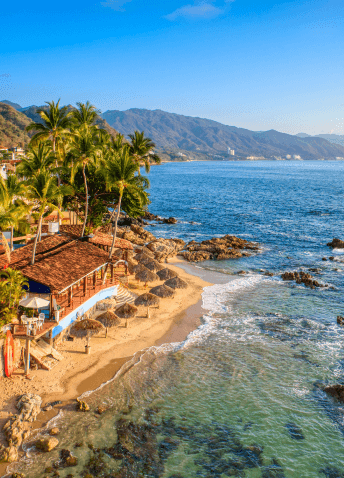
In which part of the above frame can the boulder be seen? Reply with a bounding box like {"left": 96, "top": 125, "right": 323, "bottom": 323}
{"left": 50, "top": 428, "right": 60, "bottom": 436}
{"left": 337, "top": 316, "right": 344, "bottom": 325}
{"left": 323, "top": 384, "right": 344, "bottom": 403}
{"left": 162, "top": 217, "right": 177, "bottom": 224}
{"left": 327, "top": 238, "right": 344, "bottom": 248}
{"left": 16, "top": 393, "right": 42, "bottom": 422}
{"left": 0, "top": 445, "right": 19, "bottom": 463}
{"left": 76, "top": 399, "right": 90, "bottom": 412}
{"left": 36, "top": 437, "right": 59, "bottom": 452}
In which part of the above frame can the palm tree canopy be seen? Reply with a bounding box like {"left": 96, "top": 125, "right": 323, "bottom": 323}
{"left": 16, "top": 142, "right": 56, "bottom": 178}
{"left": 128, "top": 130, "right": 161, "bottom": 173}
{"left": 71, "top": 101, "right": 101, "bottom": 129}
{"left": 26, "top": 99, "right": 72, "bottom": 149}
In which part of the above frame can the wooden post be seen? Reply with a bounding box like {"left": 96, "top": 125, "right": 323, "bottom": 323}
{"left": 25, "top": 338, "right": 31, "bottom": 376}
{"left": 49, "top": 293, "right": 53, "bottom": 319}
{"left": 111, "top": 264, "right": 114, "bottom": 283}
{"left": 83, "top": 277, "right": 87, "bottom": 296}
{"left": 93, "top": 271, "right": 96, "bottom": 288}
{"left": 68, "top": 287, "right": 72, "bottom": 307}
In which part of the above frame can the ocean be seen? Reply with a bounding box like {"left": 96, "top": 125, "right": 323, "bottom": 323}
{"left": 10, "top": 160, "right": 344, "bottom": 477}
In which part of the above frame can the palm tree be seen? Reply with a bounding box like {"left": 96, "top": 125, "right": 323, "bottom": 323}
{"left": 128, "top": 130, "right": 161, "bottom": 173}
{"left": 25, "top": 171, "right": 73, "bottom": 265}
{"left": 0, "top": 175, "right": 30, "bottom": 250}
{"left": 16, "top": 142, "right": 56, "bottom": 178}
{"left": 104, "top": 149, "right": 149, "bottom": 260}
{"left": 0, "top": 268, "right": 29, "bottom": 326}
{"left": 26, "top": 99, "right": 72, "bottom": 165}
{"left": 68, "top": 127, "right": 100, "bottom": 236}
{"left": 70, "top": 101, "right": 101, "bottom": 129}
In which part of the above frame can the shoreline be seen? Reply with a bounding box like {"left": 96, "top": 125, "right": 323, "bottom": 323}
{"left": 0, "top": 259, "right": 213, "bottom": 476}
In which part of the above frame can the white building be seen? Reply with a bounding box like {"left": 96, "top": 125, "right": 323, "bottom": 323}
{"left": 227, "top": 147, "right": 235, "bottom": 156}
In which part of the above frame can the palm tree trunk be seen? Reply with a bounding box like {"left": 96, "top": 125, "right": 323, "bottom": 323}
{"left": 10, "top": 226, "right": 14, "bottom": 252}
{"left": 31, "top": 215, "right": 43, "bottom": 265}
{"left": 81, "top": 164, "right": 88, "bottom": 237}
{"left": 109, "top": 194, "right": 122, "bottom": 259}
{"left": 53, "top": 137, "right": 61, "bottom": 225}
{"left": 102, "top": 194, "right": 122, "bottom": 285}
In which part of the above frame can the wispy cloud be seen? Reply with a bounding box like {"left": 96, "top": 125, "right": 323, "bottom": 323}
{"left": 165, "top": 0, "right": 234, "bottom": 21}
{"left": 101, "top": 0, "right": 133, "bottom": 11}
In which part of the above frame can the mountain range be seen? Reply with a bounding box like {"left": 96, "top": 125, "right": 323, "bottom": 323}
{"left": 2, "top": 100, "right": 344, "bottom": 160}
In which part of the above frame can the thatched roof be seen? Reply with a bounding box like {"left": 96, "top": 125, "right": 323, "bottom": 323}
{"left": 132, "top": 263, "right": 148, "bottom": 274}
{"left": 116, "top": 302, "right": 138, "bottom": 318}
{"left": 96, "top": 310, "right": 121, "bottom": 328}
{"left": 164, "top": 277, "right": 188, "bottom": 289}
{"left": 156, "top": 268, "right": 178, "bottom": 281}
{"left": 134, "top": 253, "right": 153, "bottom": 264}
{"left": 127, "top": 260, "right": 137, "bottom": 274}
{"left": 149, "top": 284, "right": 174, "bottom": 298}
{"left": 144, "top": 260, "right": 165, "bottom": 272}
{"left": 70, "top": 318, "right": 104, "bottom": 338}
{"left": 135, "top": 269, "right": 159, "bottom": 283}
{"left": 134, "top": 293, "right": 160, "bottom": 307}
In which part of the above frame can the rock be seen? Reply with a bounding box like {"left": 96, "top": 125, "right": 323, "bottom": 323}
{"left": 96, "top": 406, "right": 106, "bottom": 415}
{"left": 16, "top": 393, "right": 42, "bottom": 422}
{"left": 96, "top": 298, "right": 116, "bottom": 311}
{"left": 323, "top": 384, "right": 344, "bottom": 403}
{"left": 162, "top": 217, "right": 177, "bottom": 224}
{"left": 329, "top": 256, "right": 335, "bottom": 261}
{"left": 281, "top": 270, "right": 327, "bottom": 288}
{"left": 76, "top": 399, "right": 90, "bottom": 412}
{"left": 43, "top": 406, "right": 53, "bottom": 412}
{"left": 264, "top": 272, "right": 274, "bottom": 276}
{"left": 11, "top": 473, "right": 26, "bottom": 478}
{"left": 50, "top": 428, "right": 60, "bottom": 436}
{"left": 180, "top": 235, "right": 259, "bottom": 262}
{"left": 36, "top": 437, "right": 59, "bottom": 452}
{"left": 60, "top": 449, "right": 78, "bottom": 467}
{"left": 337, "top": 316, "right": 344, "bottom": 325}
{"left": 322, "top": 257, "right": 327, "bottom": 261}
{"left": 0, "top": 445, "right": 18, "bottom": 463}
{"left": 238, "top": 270, "right": 246, "bottom": 275}
{"left": 327, "top": 238, "right": 344, "bottom": 248}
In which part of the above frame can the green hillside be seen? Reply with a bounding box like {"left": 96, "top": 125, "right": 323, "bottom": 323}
{"left": 0, "top": 103, "right": 32, "bottom": 148}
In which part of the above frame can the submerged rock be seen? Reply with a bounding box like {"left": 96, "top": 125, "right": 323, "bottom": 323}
{"left": 281, "top": 270, "right": 327, "bottom": 288}
{"left": 36, "top": 437, "right": 59, "bottom": 452}
{"left": 323, "top": 384, "right": 344, "bottom": 403}
{"left": 285, "top": 422, "right": 305, "bottom": 440}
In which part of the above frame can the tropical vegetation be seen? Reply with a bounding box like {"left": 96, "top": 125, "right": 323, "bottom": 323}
{"left": 0, "top": 99, "right": 160, "bottom": 325}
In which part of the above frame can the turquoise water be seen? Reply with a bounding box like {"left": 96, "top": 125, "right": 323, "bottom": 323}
{"left": 10, "top": 161, "right": 344, "bottom": 477}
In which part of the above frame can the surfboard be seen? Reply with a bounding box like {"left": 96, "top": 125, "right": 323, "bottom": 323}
{"left": 4, "top": 330, "right": 14, "bottom": 378}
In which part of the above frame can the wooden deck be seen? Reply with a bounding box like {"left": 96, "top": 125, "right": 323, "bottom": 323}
{"left": 13, "top": 321, "right": 57, "bottom": 339}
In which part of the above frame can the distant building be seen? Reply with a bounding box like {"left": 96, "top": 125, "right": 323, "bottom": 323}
{"left": 293, "top": 154, "right": 302, "bottom": 160}
{"left": 247, "top": 156, "right": 265, "bottom": 160}
{"left": 286, "top": 154, "right": 292, "bottom": 159}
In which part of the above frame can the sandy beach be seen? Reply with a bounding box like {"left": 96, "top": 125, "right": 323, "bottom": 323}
{"left": 0, "top": 259, "right": 212, "bottom": 476}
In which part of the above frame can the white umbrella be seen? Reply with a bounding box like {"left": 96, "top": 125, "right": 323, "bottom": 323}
{"left": 19, "top": 296, "right": 50, "bottom": 309}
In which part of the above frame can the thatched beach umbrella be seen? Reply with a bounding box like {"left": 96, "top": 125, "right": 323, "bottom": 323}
{"left": 126, "top": 260, "right": 138, "bottom": 275}
{"left": 70, "top": 318, "right": 105, "bottom": 354}
{"left": 132, "top": 263, "right": 148, "bottom": 274}
{"left": 134, "top": 253, "right": 152, "bottom": 263}
{"left": 134, "top": 292, "right": 160, "bottom": 318}
{"left": 144, "top": 260, "right": 165, "bottom": 272}
{"left": 149, "top": 284, "right": 175, "bottom": 299}
{"left": 116, "top": 302, "right": 138, "bottom": 327}
{"left": 135, "top": 268, "right": 159, "bottom": 284}
{"left": 96, "top": 310, "right": 121, "bottom": 337}
{"left": 157, "top": 268, "right": 178, "bottom": 281}
{"left": 164, "top": 277, "right": 188, "bottom": 289}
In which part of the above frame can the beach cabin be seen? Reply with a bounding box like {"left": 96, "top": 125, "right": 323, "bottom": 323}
{"left": 0, "top": 231, "right": 133, "bottom": 342}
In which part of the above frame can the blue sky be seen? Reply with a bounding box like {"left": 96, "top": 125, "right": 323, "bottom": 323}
{"left": 1, "top": 0, "right": 344, "bottom": 135}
